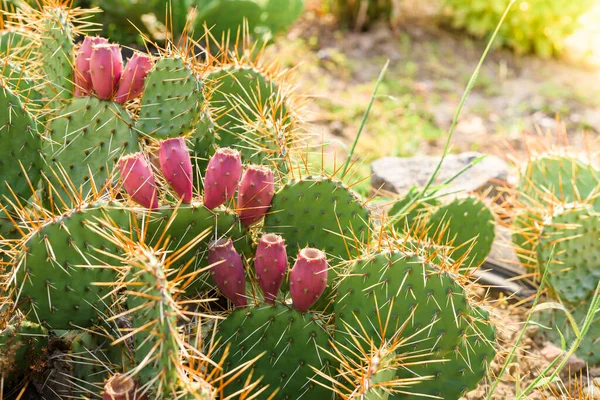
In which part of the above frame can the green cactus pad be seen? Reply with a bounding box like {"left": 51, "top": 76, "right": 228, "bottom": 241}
{"left": 212, "top": 304, "right": 334, "bottom": 399}
{"left": 388, "top": 186, "right": 440, "bottom": 232}
{"left": 137, "top": 56, "right": 202, "bottom": 139}
{"left": 537, "top": 205, "right": 600, "bottom": 305}
{"left": 190, "top": 113, "right": 216, "bottom": 190}
{"left": 262, "top": 0, "right": 305, "bottom": 33}
{"left": 264, "top": 176, "right": 370, "bottom": 262}
{"left": 43, "top": 97, "right": 137, "bottom": 208}
{"left": 393, "top": 317, "right": 496, "bottom": 399}
{"left": 518, "top": 154, "right": 599, "bottom": 208}
{"left": 126, "top": 251, "right": 183, "bottom": 397}
{"left": 143, "top": 203, "right": 251, "bottom": 294}
{"left": 1, "top": 61, "right": 45, "bottom": 115}
{"left": 195, "top": 0, "right": 262, "bottom": 42}
{"left": 14, "top": 202, "right": 134, "bottom": 329}
{"left": 335, "top": 250, "right": 496, "bottom": 396}
{"left": 0, "top": 29, "right": 32, "bottom": 58}
{"left": 53, "top": 330, "right": 121, "bottom": 397}
{"left": 204, "top": 66, "right": 292, "bottom": 164}
{"left": 511, "top": 208, "right": 544, "bottom": 269}
{"left": 425, "top": 197, "right": 495, "bottom": 269}
{"left": 0, "top": 321, "right": 47, "bottom": 382}
{"left": 0, "top": 83, "right": 42, "bottom": 205}
{"left": 39, "top": 7, "right": 74, "bottom": 101}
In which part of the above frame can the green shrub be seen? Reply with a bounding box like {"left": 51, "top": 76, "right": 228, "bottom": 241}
{"left": 446, "top": 0, "right": 593, "bottom": 57}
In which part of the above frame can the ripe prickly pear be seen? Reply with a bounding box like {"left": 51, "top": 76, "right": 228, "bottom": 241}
{"left": 118, "top": 153, "right": 158, "bottom": 209}
{"left": 158, "top": 138, "right": 193, "bottom": 203}
{"left": 114, "top": 52, "right": 153, "bottom": 104}
{"left": 90, "top": 43, "right": 123, "bottom": 100}
{"left": 208, "top": 238, "right": 247, "bottom": 307}
{"left": 203, "top": 147, "right": 242, "bottom": 210}
{"left": 74, "top": 36, "right": 108, "bottom": 96}
{"left": 254, "top": 233, "right": 287, "bottom": 303}
{"left": 289, "top": 248, "right": 328, "bottom": 312}
{"left": 103, "top": 374, "right": 146, "bottom": 400}
{"left": 237, "top": 165, "right": 275, "bottom": 226}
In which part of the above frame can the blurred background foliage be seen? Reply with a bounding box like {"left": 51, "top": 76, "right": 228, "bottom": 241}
{"left": 3, "top": 0, "right": 593, "bottom": 58}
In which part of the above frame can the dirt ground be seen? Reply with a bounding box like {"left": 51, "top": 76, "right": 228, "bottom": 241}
{"left": 263, "top": 2, "right": 600, "bottom": 398}
{"left": 268, "top": 2, "right": 600, "bottom": 166}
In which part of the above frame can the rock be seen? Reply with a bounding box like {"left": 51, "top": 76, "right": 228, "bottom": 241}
{"left": 371, "top": 152, "right": 511, "bottom": 196}
{"left": 540, "top": 342, "right": 586, "bottom": 374}
{"left": 540, "top": 342, "right": 563, "bottom": 361}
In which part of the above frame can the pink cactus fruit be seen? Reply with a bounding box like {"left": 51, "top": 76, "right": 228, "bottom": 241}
{"left": 208, "top": 238, "right": 247, "bottom": 308}
{"left": 114, "top": 52, "right": 153, "bottom": 104}
{"left": 74, "top": 36, "right": 108, "bottom": 96}
{"left": 254, "top": 233, "right": 287, "bottom": 303}
{"left": 103, "top": 373, "right": 146, "bottom": 400}
{"left": 237, "top": 165, "right": 275, "bottom": 227}
{"left": 158, "top": 137, "right": 193, "bottom": 203}
{"left": 118, "top": 153, "right": 158, "bottom": 209}
{"left": 289, "top": 248, "right": 328, "bottom": 313}
{"left": 203, "top": 147, "right": 242, "bottom": 210}
{"left": 89, "top": 43, "right": 123, "bottom": 100}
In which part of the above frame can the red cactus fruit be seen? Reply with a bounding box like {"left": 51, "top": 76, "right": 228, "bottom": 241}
{"left": 74, "top": 36, "right": 108, "bottom": 96}
{"left": 254, "top": 233, "right": 287, "bottom": 303}
{"left": 208, "top": 238, "right": 247, "bottom": 308}
{"left": 118, "top": 153, "right": 158, "bottom": 209}
{"left": 158, "top": 137, "right": 193, "bottom": 203}
{"left": 289, "top": 248, "right": 328, "bottom": 313}
{"left": 203, "top": 147, "right": 242, "bottom": 210}
{"left": 103, "top": 373, "right": 146, "bottom": 400}
{"left": 89, "top": 43, "right": 123, "bottom": 100}
{"left": 237, "top": 165, "right": 275, "bottom": 226}
{"left": 114, "top": 52, "right": 153, "bottom": 104}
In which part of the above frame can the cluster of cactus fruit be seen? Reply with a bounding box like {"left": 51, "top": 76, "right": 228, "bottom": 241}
{"left": 0, "top": 2, "right": 498, "bottom": 399}
{"left": 510, "top": 148, "right": 600, "bottom": 364}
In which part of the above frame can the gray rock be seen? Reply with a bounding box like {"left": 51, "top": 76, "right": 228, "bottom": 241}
{"left": 371, "top": 152, "right": 510, "bottom": 196}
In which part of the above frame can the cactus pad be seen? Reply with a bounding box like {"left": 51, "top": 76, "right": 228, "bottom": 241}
{"left": 212, "top": 304, "right": 334, "bottom": 399}
{"left": 143, "top": 203, "right": 251, "bottom": 294}
{"left": 335, "top": 250, "right": 496, "bottom": 397}
{"left": 0, "top": 84, "right": 42, "bottom": 205}
{"left": 44, "top": 97, "right": 136, "bottom": 207}
{"left": 518, "top": 154, "right": 599, "bottom": 208}
{"left": 14, "top": 202, "right": 134, "bottom": 328}
{"left": 264, "top": 176, "right": 370, "bottom": 261}
{"left": 537, "top": 205, "right": 600, "bottom": 305}
{"left": 39, "top": 7, "right": 74, "bottom": 101}
{"left": 137, "top": 56, "right": 202, "bottom": 139}
{"left": 425, "top": 197, "right": 495, "bottom": 269}
{"left": 205, "top": 66, "right": 292, "bottom": 164}
{"left": 0, "top": 321, "right": 47, "bottom": 382}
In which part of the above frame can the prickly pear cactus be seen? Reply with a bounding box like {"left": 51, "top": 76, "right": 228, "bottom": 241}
{"left": 335, "top": 249, "right": 496, "bottom": 399}
{"left": 137, "top": 56, "right": 202, "bottom": 139}
{"left": 211, "top": 304, "right": 334, "bottom": 399}
{"left": 518, "top": 154, "right": 599, "bottom": 208}
{"left": 425, "top": 197, "right": 495, "bottom": 269}
{"left": 43, "top": 97, "right": 137, "bottom": 208}
{"left": 38, "top": 6, "right": 75, "bottom": 102}
{"left": 0, "top": 82, "right": 42, "bottom": 205}
{"left": 13, "top": 202, "right": 134, "bottom": 328}
{"left": 0, "top": 321, "right": 47, "bottom": 383}
{"left": 204, "top": 66, "right": 294, "bottom": 166}
{"left": 536, "top": 204, "right": 600, "bottom": 305}
{"left": 143, "top": 203, "right": 251, "bottom": 294}
{"left": 264, "top": 176, "right": 370, "bottom": 261}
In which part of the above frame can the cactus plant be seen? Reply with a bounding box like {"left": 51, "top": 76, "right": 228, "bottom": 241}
{"left": 0, "top": 2, "right": 498, "bottom": 399}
